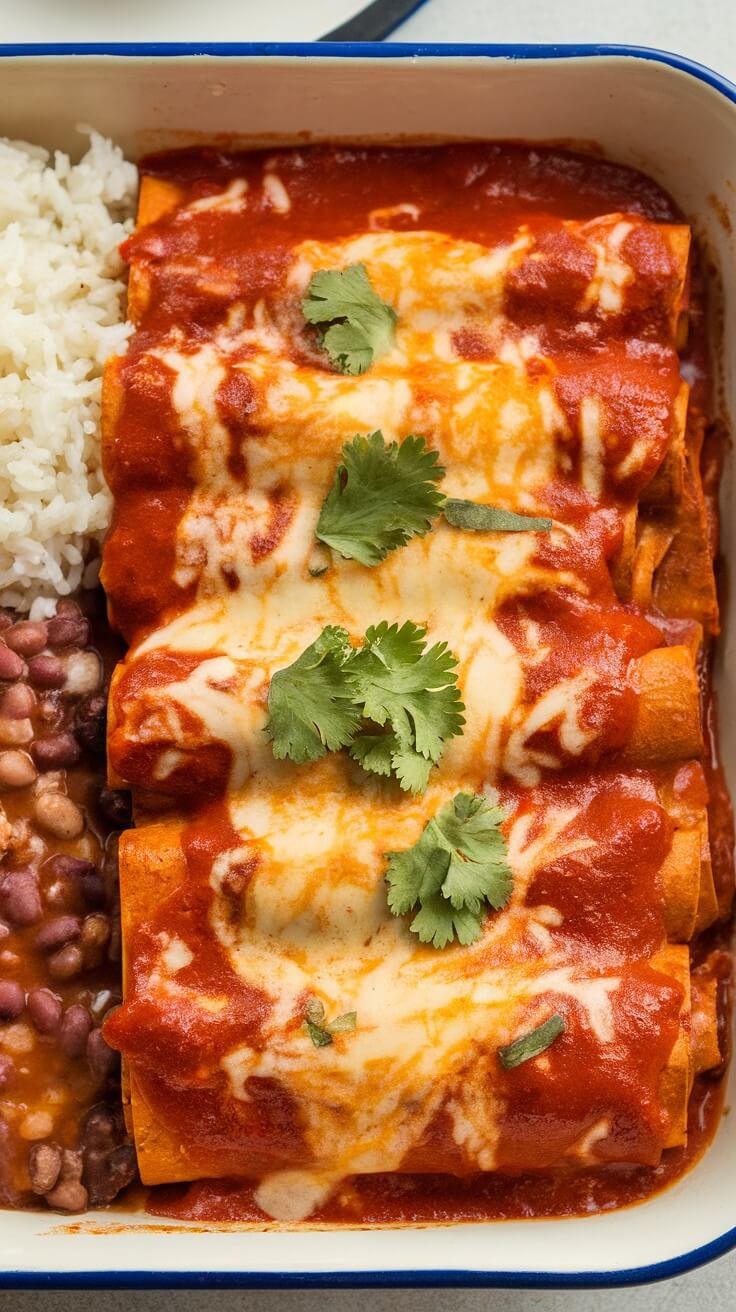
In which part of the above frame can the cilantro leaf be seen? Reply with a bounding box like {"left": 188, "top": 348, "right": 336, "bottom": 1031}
{"left": 349, "top": 731, "right": 396, "bottom": 778}
{"left": 409, "top": 895, "right": 486, "bottom": 950}
{"left": 327, "top": 1011, "right": 357, "bottom": 1035}
{"left": 265, "top": 625, "right": 360, "bottom": 764}
{"left": 497, "top": 1014, "right": 566, "bottom": 1069}
{"left": 389, "top": 746, "right": 434, "bottom": 796}
{"left": 303, "top": 998, "right": 357, "bottom": 1047}
{"left": 304, "top": 1017, "right": 334, "bottom": 1047}
{"left": 348, "top": 621, "right": 465, "bottom": 774}
{"left": 347, "top": 622, "right": 464, "bottom": 793}
{"left": 385, "top": 791, "right": 513, "bottom": 947}
{"left": 434, "top": 791, "right": 512, "bottom": 913}
{"left": 302, "top": 264, "right": 397, "bottom": 375}
{"left": 266, "top": 620, "right": 463, "bottom": 790}
{"left": 316, "top": 432, "right": 445, "bottom": 566}
{"left": 314, "top": 433, "right": 553, "bottom": 570}
{"left": 443, "top": 500, "right": 553, "bottom": 534}
{"left": 350, "top": 729, "right": 434, "bottom": 795}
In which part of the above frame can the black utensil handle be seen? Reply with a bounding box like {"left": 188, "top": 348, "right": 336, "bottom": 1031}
{"left": 320, "top": 0, "right": 426, "bottom": 41}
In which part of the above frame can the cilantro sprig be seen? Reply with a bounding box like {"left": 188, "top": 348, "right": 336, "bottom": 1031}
{"left": 348, "top": 621, "right": 464, "bottom": 795}
{"left": 265, "top": 621, "right": 464, "bottom": 793}
{"left": 316, "top": 433, "right": 445, "bottom": 567}
{"left": 316, "top": 432, "right": 552, "bottom": 566}
{"left": 385, "top": 792, "right": 513, "bottom": 948}
{"left": 497, "top": 1014, "right": 566, "bottom": 1069}
{"left": 302, "top": 264, "right": 397, "bottom": 375}
{"left": 265, "top": 625, "right": 360, "bottom": 765}
{"left": 303, "top": 998, "right": 357, "bottom": 1048}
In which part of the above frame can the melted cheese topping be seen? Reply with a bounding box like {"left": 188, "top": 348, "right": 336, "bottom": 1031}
{"left": 126, "top": 516, "right": 589, "bottom": 789}
{"left": 136, "top": 775, "right": 619, "bottom": 1219}
{"left": 113, "top": 197, "right": 697, "bottom": 1220}
{"left": 199, "top": 781, "right": 615, "bottom": 1211}
{"left": 578, "top": 218, "right": 634, "bottom": 314}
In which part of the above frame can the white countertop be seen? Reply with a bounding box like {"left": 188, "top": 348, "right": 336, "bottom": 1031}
{"left": 1, "top": 1, "right": 734, "bottom": 1306}
{"left": 392, "top": 0, "right": 736, "bottom": 85}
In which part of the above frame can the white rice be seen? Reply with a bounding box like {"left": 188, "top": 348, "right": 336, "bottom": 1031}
{"left": 0, "top": 127, "right": 137, "bottom": 614}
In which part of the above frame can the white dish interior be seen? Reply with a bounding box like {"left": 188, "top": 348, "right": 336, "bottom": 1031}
{"left": 0, "top": 48, "right": 734, "bottom": 1285}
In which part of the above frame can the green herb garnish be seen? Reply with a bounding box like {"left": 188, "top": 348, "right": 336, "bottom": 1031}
{"left": 303, "top": 998, "right": 357, "bottom": 1048}
{"left": 316, "top": 432, "right": 445, "bottom": 567}
{"left": 385, "top": 791, "right": 513, "bottom": 948}
{"left": 497, "top": 1014, "right": 566, "bottom": 1069}
{"left": 302, "top": 264, "right": 397, "bottom": 375}
{"left": 264, "top": 621, "right": 464, "bottom": 793}
{"left": 316, "top": 433, "right": 552, "bottom": 565}
{"left": 442, "top": 499, "right": 553, "bottom": 534}
{"left": 348, "top": 621, "right": 464, "bottom": 794}
{"left": 265, "top": 625, "right": 360, "bottom": 765}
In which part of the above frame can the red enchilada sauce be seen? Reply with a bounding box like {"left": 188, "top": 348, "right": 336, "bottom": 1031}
{"left": 100, "top": 143, "right": 733, "bottom": 1224}
{"left": 104, "top": 143, "right": 702, "bottom": 642}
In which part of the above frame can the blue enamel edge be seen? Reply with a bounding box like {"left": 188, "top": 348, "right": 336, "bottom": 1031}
{"left": 0, "top": 37, "right": 734, "bottom": 1289}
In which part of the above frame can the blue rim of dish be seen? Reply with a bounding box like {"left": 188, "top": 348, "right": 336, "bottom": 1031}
{"left": 0, "top": 38, "right": 735, "bottom": 1289}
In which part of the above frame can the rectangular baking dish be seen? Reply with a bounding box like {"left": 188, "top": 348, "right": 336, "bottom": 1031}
{"left": 0, "top": 41, "right": 735, "bottom": 1290}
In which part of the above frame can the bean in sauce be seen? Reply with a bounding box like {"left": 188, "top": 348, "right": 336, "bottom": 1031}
{"left": 0, "top": 596, "right": 136, "bottom": 1213}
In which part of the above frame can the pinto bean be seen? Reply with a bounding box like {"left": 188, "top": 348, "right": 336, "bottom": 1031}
{"left": 87, "top": 1028, "right": 118, "bottom": 1081}
{"left": 0, "top": 979, "right": 25, "bottom": 1020}
{"left": 84, "top": 1143, "right": 137, "bottom": 1208}
{"left": 0, "top": 869, "right": 42, "bottom": 927}
{"left": 59, "top": 1004, "right": 92, "bottom": 1058}
{"left": 45, "top": 856, "right": 104, "bottom": 909}
{"left": 45, "top": 1149, "right": 88, "bottom": 1212}
{"left": 35, "top": 915, "right": 82, "bottom": 952}
{"left": 27, "top": 654, "right": 65, "bottom": 690}
{"left": 27, "top": 987, "right": 62, "bottom": 1034}
{"left": 80, "top": 913, "right": 110, "bottom": 950}
{"left": 0, "top": 750, "right": 37, "bottom": 789}
{"left": 47, "top": 943, "right": 84, "bottom": 981}
{"left": 4, "top": 622, "right": 48, "bottom": 657}
{"left": 45, "top": 1179, "right": 88, "bottom": 1212}
{"left": 32, "top": 733, "right": 81, "bottom": 771}
{"left": 81, "top": 1103, "right": 119, "bottom": 1149}
{"left": 46, "top": 614, "right": 90, "bottom": 650}
{"left": 0, "top": 643, "right": 25, "bottom": 680}
{"left": 0, "top": 684, "right": 35, "bottom": 718}
{"left": 74, "top": 694, "right": 106, "bottom": 754}
{"left": 28, "top": 1142, "right": 62, "bottom": 1195}
{"left": 44, "top": 854, "right": 97, "bottom": 881}
{"left": 0, "top": 716, "right": 33, "bottom": 747}
{"left": 34, "top": 793, "right": 84, "bottom": 839}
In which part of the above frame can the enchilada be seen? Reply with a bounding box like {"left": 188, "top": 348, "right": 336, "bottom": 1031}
{"left": 101, "top": 143, "right": 731, "bottom": 1225}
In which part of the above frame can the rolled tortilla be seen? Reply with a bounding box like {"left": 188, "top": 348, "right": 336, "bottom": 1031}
{"left": 627, "top": 646, "right": 702, "bottom": 764}
{"left": 108, "top": 767, "right": 720, "bottom": 1192}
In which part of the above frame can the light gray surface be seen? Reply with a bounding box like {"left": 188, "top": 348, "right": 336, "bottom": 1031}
{"left": 5, "top": 0, "right": 736, "bottom": 1305}
{"left": 393, "top": 0, "right": 736, "bottom": 77}
{"left": 0, "top": 1268, "right": 735, "bottom": 1307}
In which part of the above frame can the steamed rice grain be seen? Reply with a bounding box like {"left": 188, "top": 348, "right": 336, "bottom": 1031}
{"left": 0, "top": 129, "right": 137, "bottom": 612}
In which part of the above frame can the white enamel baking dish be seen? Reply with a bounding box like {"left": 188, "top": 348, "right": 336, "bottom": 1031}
{"left": 0, "top": 42, "right": 734, "bottom": 1290}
